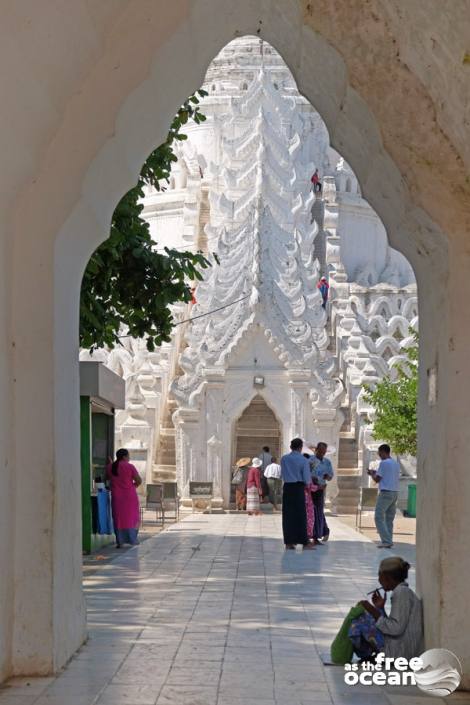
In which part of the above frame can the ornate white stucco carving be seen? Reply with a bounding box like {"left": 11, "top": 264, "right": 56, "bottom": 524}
{"left": 80, "top": 36, "right": 418, "bottom": 509}
{"left": 172, "top": 69, "right": 340, "bottom": 419}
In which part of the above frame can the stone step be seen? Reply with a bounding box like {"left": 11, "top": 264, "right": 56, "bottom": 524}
{"left": 337, "top": 467, "right": 361, "bottom": 474}
{"left": 339, "top": 447, "right": 358, "bottom": 456}
{"left": 339, "top": 435, "right": 357, "bottom": 445}
{"left": 160, "top": 450, "right": 175, "bottom": 461}
{"left": 336, "top": 487, "right": 361, "bottom": 497}
{"left": 152, "top": 464, "right": 177, "bottom": 483}
{"left": 159, "top": 447, "right": 175, "bottom": 458}
{"left": 337, "top": 477, "right": 361, "bottom": 489}
{"left": 336, "top": 499, "right": 359, "bottom": 508}
{"left": 336, "top": 507, "right": 358, "bottom": 515}
{"left": 339, "top": 452, "right": 358, "bottom": 461}
{"left": 339, "top": 430, "right": 356, "bottom": 440}
{"left": 338, "top": 450, "right": 358, "bottom": 459}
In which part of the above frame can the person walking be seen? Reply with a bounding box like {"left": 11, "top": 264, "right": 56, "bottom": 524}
{"left": 309, "top": 442, "right": 334, "bottom": 543}
{"left": 281, "top": 438, "right": 315, "bottom": 550}
{"left": 264, "top": 456, "right": 282, "bottom": 510}
{"left": 311, "top": 168, "right": 322, "bottom": 193}
{"left": 246, "top": 458, "right": 263, "bottom": 516}
{"left": 259, "top": 445, "right": 273, "bottom": 499}
{"left": 317, "top": 277, "right": 329, "bottom": 309}
{"left": 368, "top": 444, "right": 400, "bottom": 548}
{"left": 106, "top": 448, "right": 142, "bottom": 548}
{"left": 232, "top": 457, "right": 250, "bottom": 510}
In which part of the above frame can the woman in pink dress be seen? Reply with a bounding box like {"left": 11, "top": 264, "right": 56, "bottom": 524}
{"left": 303, "top": 453, "right": 319, "bottom": 542}
{"left": 246, "top": 458, "right": 263, "bottom": 515}
{"left": 106, "top": 448, "right": 142, "bottom": 547}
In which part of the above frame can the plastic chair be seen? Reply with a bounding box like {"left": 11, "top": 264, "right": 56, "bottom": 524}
{"left": 355, "top": 487, "right": 378, "bottom": 529}
{"left": 162, "top": 482, "right": 180, "bottom": 521}
{"left": 146, "top": 483, "right": 165, "bottom": 526}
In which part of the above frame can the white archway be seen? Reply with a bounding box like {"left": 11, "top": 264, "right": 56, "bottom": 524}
{"left": 2, "top": 0, "right": 469, "bottom": 687}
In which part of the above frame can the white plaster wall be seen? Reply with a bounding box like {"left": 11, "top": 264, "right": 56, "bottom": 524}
{"left": 337, "top": 198, "right": 415, "bottom": 286}
{"left": 147, "top": 208, "right": 185, "bottom": 249}
{"left": 0, "top": 0, "right": 468, "bottom": 687}
{"left": 0, "top": 228, "right": 13, "bottom": 680}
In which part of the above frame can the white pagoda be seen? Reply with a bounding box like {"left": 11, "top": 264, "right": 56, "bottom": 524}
{"left": 81, "top": 37, "right": 417, "bottom": 511}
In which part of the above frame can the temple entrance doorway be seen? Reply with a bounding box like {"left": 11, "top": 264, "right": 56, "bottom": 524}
{"left": 231, "top": 395, "right": 282, "bottom": 506}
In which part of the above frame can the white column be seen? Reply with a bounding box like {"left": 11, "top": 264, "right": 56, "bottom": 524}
{"left": 173, "top": 408, "right": 200, "bottom": 504}
{"left": 10, "top": 230, "right": 86, "bottom": 676}
{"left": 287, "top": 370, "right": 311, "bottom": 439}
{"left": 416, "top": 239, "right": 470, "bottom": 688}
{"left": 204, "top": 369, "right": 225, "bottom": 508}
{"left": 312, "top": 408, "right": 342, "bottom": 513}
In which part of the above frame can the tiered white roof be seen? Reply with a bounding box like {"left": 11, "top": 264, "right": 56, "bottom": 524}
{"left": 173, "top": 69, "right": 340, "bottom": 407}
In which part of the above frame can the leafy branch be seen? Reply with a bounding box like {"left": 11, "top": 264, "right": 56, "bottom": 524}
{"left": 362, "top": 329, "right": 418, "bottom": 456}
{"left": 80, "top": 90, "right": 210, "bottom": 352}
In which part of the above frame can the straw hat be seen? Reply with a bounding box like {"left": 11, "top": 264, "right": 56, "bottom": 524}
{"left": 235, "top": 457, "right": 251, "bottom": 468}
{"left": 251, "top": 457, "right": 263, "bottom": 468}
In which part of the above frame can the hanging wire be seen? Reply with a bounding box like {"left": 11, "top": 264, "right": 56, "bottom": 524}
{"left": 117, "top": 293, "right": 250, "bottom": 340}
{"left": 174, "top": 293, "right": 250, "bottom": 326}
{"left": 154, "top": 242, "right": 207, "bottom": 254}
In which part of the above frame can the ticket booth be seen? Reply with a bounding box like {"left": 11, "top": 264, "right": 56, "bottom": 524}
{"left": 80, "top": 361, "right": 126, "bottom": 553}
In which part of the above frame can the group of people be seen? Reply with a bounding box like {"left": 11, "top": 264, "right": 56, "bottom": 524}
{"left": 231, "top": 446, "right": 283, "bottom": 514}
{"left": 107, "top": 439, "right": 401, "bottom": 555}
{"left": 280, "top": 438, "right": 334, "bottom": 549}
{"left": 107, "top": 444, "right": 422, "bottom": 666}
{"left": 232, "top": 437, "right": 335, "bottom": 549}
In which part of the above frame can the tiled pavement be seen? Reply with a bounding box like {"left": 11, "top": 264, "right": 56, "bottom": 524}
{"left": 0, "top": 514, "right": 468, "bottom": 705}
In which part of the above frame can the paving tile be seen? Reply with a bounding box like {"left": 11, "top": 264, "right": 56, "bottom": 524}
{"left": 0, "top": 516, "right": 422, "bottom": 705}
{"left": 156, "top": 684, "right": 218, "bottom": 705}
{"left": 95, "top": 683, "right": 160, "bottom": 704}
{"left": 35, "top": 697, "right": 103, "bottom": 705}
{"left": 0, "top": 696, "right": 38, "bottom": 705}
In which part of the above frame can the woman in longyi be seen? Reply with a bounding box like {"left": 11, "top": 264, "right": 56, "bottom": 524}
{"left": 246, "top": 457, "right": 263, "bottom": 516}
{"left": 351, "top": 556, "right": 424, "bottom": 661}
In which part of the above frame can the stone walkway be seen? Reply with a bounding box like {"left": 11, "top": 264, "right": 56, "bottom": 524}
{"left": 0, "top": 515, "right": 468, "bottom": 705}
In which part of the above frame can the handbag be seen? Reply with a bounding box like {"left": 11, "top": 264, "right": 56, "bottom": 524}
{"left": 231, "top": 468, "right": 245, "bottom": 485}
{"left": 330, "top": 604, "right": 365, "bottom": 664}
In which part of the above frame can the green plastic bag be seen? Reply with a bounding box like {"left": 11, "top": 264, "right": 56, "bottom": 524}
{"left": 330, "top": 604, "right": 365, "bottom": 664}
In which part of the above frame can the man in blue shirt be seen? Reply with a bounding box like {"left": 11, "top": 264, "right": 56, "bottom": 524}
{"left": 281, "top": 438, "right": 315, "bottom": 550}
{"left": 309, "top": 442, "right": 334, "bottom": 543}
{"left": 368, "top": 443, "right": 400, "bottom": 548}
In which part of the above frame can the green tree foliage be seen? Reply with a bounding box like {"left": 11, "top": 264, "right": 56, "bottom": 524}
{"left": 80, "top": 89, "right": 210, "bottom": 352}
{"left": 363, "top": 330, "right": 418, "bottom": 456}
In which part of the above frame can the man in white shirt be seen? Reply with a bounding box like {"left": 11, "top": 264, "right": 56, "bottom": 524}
{"left": 264, "top": 456, "right": 282, "bottom": 511}
{"left": 259, "top": 446, "right": 273, "bottom": 499}
{"left": 368, "top": 443, "right": 400, "bottom": 548}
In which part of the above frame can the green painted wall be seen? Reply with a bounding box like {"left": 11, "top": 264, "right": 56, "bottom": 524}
{"left": 80, "top": 396, "right": 92, "bottom": 553}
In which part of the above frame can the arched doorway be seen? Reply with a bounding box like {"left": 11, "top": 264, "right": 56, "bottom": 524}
{"left": 3, "top": 3, "right": 469, "bottom": 687}
{"left": 233, "top": 395, "right": 282, "bottom": 467}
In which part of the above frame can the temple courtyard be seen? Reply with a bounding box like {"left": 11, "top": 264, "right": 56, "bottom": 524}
{"left": 1, "top": 514, "right": 467, "bottom": 705}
